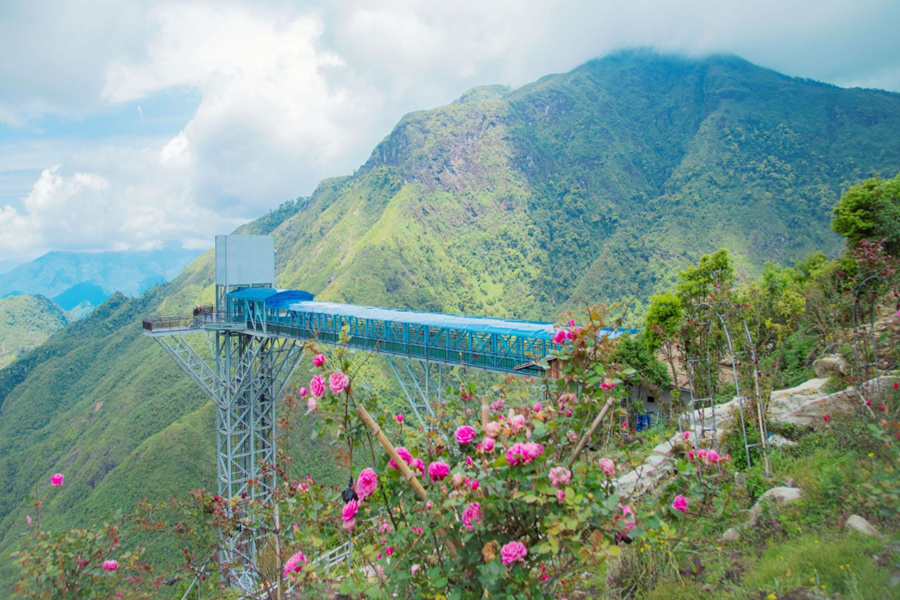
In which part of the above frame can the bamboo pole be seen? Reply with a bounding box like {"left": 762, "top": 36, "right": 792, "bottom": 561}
{"left": 356, "top": 404, "right": 427, "bottom": 501}
{"left": 565, "top": 397, "right": 616, "bottom": 469}
{"left": 273, "top": 503, "right": 284, "bottom": 600}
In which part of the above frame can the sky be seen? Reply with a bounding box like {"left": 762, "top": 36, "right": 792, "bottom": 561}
{"left": 1, "top": 0, "right": 899, "bottom": 268}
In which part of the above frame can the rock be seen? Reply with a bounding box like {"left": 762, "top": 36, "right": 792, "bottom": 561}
{"left": 813, "top": 355, "right": 847, "bottom": 378}
{"left": 747, "top": 487, "right": 802, "bottom": 527}
{"left": 722, "top": 527, "right": 740, "bottom": 542}
{"left": 767, "top": 434, "right": 797, "bottom": 448}
{"left": 651, "top": 440, "right": 675, "bottom": 456}
{"left": 845, "top": 514, "right": 885, "bottom": 539}
{"left": 768, "top": 378, "right": 828, "bottom": 423}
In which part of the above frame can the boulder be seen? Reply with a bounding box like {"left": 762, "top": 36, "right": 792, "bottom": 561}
{"left": 747, "top": 486, "right": 802, "bottom": 527}
{"left": 767, "top": 434, "right": 797, "bottom": 448}
{"left": 722, "top": 527, "right": 740, "bottom": 542}
{"left": 845, "top": 514, "right": 884, "bottom": 539}
{"left": 813, "top": 355, "right": 847, "bottom": 378}
{"left": 768, "top": 379, "right": 828, "bottom": 423}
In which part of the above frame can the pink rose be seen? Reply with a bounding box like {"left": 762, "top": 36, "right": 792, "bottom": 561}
{"left": 389, "top": 447, "right": 414, "bottom": 470}
{"left": 411, "top": 564, "right": 420, "bottom": 575}
{"left": 552, "top": 329, "right": 568, "bottom": 344}
{"left": 500, "top": 541, "right": 528, "bottom": 566}
{"left": 466, "top": 456, "right": 474, "bottom": 467}
{"left": 451, "top": 473, "right": 465, "bottom": 488}
{"left": 600, "top": 378, "right": 616, "bottom": 390}
{"left": 313, "top": 353, "right": 326, "bottom": 367}
{"left": 533, "top": 402, "right": 542, "bottom": 412}
{"left": 469, "top": 478, "right": 480, "bottom": 491}
{"left": 284, "top": 550, "right": 307, "bottom": 577}
{"left": 329, "top": 371, "right": 349, "bottom": 394}
{"left": 342, "top": 500, "right": 359, "bottom": 531}
{"left": 507, "top": 442, "right": 543, "bottom": 466}
{"left": 462, "top": 502, "right": 482, "bottom": 531}
{"left": 477, "top": 437, "right": 495, "bottom": 452}
{"left": 599, "top": 458, "right": 615, "bottom": 476}
{"left": 411, "top": 458, "right": 425, "bottom": 475}
{"left": 298, "top": 387, "right": 308, "bottom": 397}
{"left": 309, "top": 375, "right": 325, "bottom": 397}
{"left": 683, "top": 431, "right": 690, "bottom": 439}
{"left": 50, "top": 473, "right": 64, "bottom": 487}
{"left": 510, "top": 415, "right": 526, "bottom": 433}
{"left": 101, "top": 560, "right": 118, "bottom": 571}
{"left": 455, "top": 425, "right": 476, "bottom": 445}
{"left": 549, "top": 466, "right": 571, "bottom": 487}
{"left": 556, "top": 489, "right": 566, "bottom": 502}
{"left": 428, "top": 461, "right": 450, "bottom": 482}
{"left": 616, "top": 504, "right": 636, "bottom": 533}
{"left": 485, "top": 422, "right": 502, "bottom": 439}
{"left": 672, "top": 495, "right": 689, "bottom": 514}
{"left": 396, "top": 413, "right": 404, "bottom": 423}
{"left": 356, "top": 468, "right": 378, "bottom": 500}
{"left": 307, "top": 396, "right": 317, "bottom": 411}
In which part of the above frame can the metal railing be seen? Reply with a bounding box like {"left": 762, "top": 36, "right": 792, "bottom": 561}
{"left": 143, "top": 306, "right": 222, "bottom": 332}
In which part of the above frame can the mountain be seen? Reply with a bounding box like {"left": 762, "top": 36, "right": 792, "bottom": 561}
{"left": 0, "top": 295, "right": 69, "bottom": 370}
{"left": 0, "top": 247, "right": 204, "bottom": 316}
{"left": 1, "top": 52, "right": 900, "bottom": 588}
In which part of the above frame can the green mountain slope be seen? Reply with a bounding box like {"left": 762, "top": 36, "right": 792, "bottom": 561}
{"left": 1, "top": 52, "right": 900, "bottom": 588}
{"left": 0, "top": 295, "right": 69, "bottom": 369}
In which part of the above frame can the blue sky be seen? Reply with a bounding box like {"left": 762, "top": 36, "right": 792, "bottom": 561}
{"left": 1, "top": 0, "right": 899, "bottom": 268}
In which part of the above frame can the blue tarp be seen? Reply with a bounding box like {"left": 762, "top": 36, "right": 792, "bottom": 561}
{"left": 227, "top": 288, "right": 279, "bottom": 301}
{"left": 265, "top": 290, "right": 315, "bottom": 309}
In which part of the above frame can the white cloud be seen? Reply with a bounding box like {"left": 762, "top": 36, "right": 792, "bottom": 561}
{"left": 1, "top": 0, "right": 899, "bottom": 262}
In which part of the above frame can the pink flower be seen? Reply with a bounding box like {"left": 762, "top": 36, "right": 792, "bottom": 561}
{"left": 469, "top": 479, "right": 480, "bottom": 491}
{"left": 568, "top": 319, "right": 576, "bottom": 327}
{"left": 298, "top": 387, "right": 308, "bottom": 397}
{"left": 385, "top": 546, "right": 394, "bottom": 556}
{"left": 533, "top": 402, "right": 542, "bottom": 412}
{"left": 549, "top": 467, "right": 572, "bottom": 487}
{"left": 462, "top": 502, "right": 482, "bottom": 530}
{"left": 556, "top": 489, "right": 566, "bottom": 502}
{"left": 25, "top": 516, "right": 31, "bottom": 525}
{"left": 307, "top": 396, "right": 317, "bottom": 411}
{"left": 706, "top": 450, "right": 720, "bottom": 464}
{"left": 552, "top": 329, "right": 568, "bottom": 344}
{"left": 500, "top": 541, "right": 528, "bottom": 566}
{"left": 342, "top": 500, "right": 359, "bottom": 531}
{"left": 466, "top": 456, "right": 474, "bottom": 467}
{"left": 672, "top": 495, "right": 689, "bottom": 514}
{"left": 477, "top": 437, "right": 495, "bottom": 452}
{"left": 102, "top": 560, "right": 118, "bottom": 571}
{"left": 428, "top": 461, "right": 450, "bottom": 482}
{"left": 396, "top": 413, "right": 404, "bottom": 423}
{"left": 683, "top": 431, "right": 690, "bottom": 439}
{"left": 313, "top": 353, "right": 326, "bottom": 367}
{"left": 485, "top": 422, "right": 502, "bottom": 439}
{"left": 284, "top": 551, "right": 307, "bottom": 577}
{"left": 510, "top": 414, "right": 526, "bottom": 433}
{"left": 356, "top": 468, "right": 378, "bottom": 500}
{"left": 451, "top": 473, "right": 465, "bottom": 488}
{"left": 411, "top": 458, "right": 425, "bottom": 476}
{"left": 329, "top": 371, "right": 350, "bottom": 394}
{"left": 621, "top": 420, "right": 628, "bottom": 430}
{"left": 599, "top": 458, "right": 615, "bottom": 476}
{"left": 823, "top": 414, "right": 831, "bottom": 422}
{"left": 600, "top": 378, "right": 616, "bottom": 390}
{"left": 309, "top": 375, "right": 325, "bottom": 397}
{"left": 616, "top": 505, "right": 636, "bottom": 533}
{"left": 455, "top": 425, "right": 476, "bottom": 445}
{"left": 50, "top": 473, "right": 64, "bottom": 487}
{"left": 411, "top": 564, "right": 420, "bottom": 575}
{"left": 507, "top": 442, "right": 543, "bottom": 466}
{"left": 389, "top": 447, "right": 414, "bottom": 470}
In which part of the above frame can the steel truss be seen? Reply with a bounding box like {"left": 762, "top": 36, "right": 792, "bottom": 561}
{"left": 154, "top": 330, "right": 304, "bottom": 590}
{"left": 387, "top": 357, "right": 446, "bottom": 428}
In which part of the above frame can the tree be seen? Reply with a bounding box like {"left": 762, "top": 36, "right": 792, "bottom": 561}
{"left": 676, "top": 249, "right": 735, "bottom": 306}
{"left": 832, "top": 173, "right": 900, "bottom": 256}
{"left": 644, "top": 292, "right": 683, "bottom": 386}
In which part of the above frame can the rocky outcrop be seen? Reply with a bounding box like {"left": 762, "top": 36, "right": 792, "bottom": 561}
{"left": 813, "top": 355, "right": 847, "bottom": 378}
{"left": 747, "top": 486, "right": 803, "bottom": 527}
{"left": 768, "top": 376, "right": 898, "bottom": 426}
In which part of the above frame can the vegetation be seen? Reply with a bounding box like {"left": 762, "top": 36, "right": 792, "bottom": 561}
{"left": 0, "top": 295, "right": 69, "bottom": 370}
{"left": 2, "top": 51, "right": 900, "bottom": 597}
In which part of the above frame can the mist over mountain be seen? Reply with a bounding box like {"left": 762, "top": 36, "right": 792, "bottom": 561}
{"left": 1, "top": 52, "right": 899, "bottom": 588}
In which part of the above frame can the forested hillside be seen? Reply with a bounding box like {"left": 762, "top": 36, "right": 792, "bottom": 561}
{"left": 1, "top": 51, "right": 900, "bottom": 589}
{"left": 0, "top": 295, "right": 68, "bottom": 369}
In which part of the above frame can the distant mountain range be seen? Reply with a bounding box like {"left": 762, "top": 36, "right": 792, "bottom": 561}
{"left": 1, "top": 52, "right": 899, "bottom": 590}
{"left": 0, "top": 247, "right": 203, "bottom": 316}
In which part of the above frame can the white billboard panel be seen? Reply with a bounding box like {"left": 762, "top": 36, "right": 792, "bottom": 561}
{"left": 215, "top": 235, "right": 275, "bottom": 287}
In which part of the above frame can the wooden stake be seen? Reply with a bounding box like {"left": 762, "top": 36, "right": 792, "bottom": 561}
{"left": 356, "top": 404, "right": 427, "bottom": 501}
{"left": 565, "top": 397, "right": 616, "bottom": 469}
